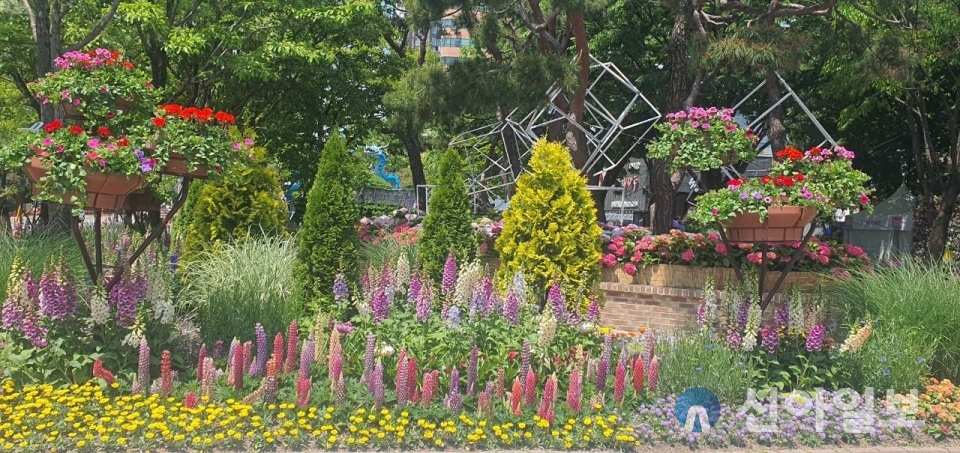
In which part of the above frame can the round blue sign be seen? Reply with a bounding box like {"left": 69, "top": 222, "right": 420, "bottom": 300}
{"left": 675, "top": 387, "right": 721, "bottom": 433}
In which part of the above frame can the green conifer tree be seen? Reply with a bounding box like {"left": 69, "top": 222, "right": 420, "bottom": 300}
{"left": 294, "top": 133, "right": 361, "bottom": 304}
{"left": 495, "top": 138, "right": 602, "bottom": 309}
{"left": 418, "top": 149, "right": 476, "bottom": 281}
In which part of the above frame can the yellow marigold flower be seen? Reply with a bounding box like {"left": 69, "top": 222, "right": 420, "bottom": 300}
{"left": 76, "top": 440, "right": 85, "bottom": 448}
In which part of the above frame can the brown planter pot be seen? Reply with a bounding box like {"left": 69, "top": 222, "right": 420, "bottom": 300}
{"left": 162, "top": 152, "right": 208, "bottom": 179}
{"left": 24, "top": 156, "right": 48, "bottom": 182}
{"left": 721, "top": 206, "right": 818, "bottom": 243}
{"left": 60, "top": 97, "right": 136, "bottom": 120}
{"left": 28, "top": 167, "right": 143, "bottom": 211}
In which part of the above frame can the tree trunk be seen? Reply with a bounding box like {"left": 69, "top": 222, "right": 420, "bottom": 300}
{"left": 650, "top": 1, "right": 691, "bottom": 233}
{"left": 395, "top": 123, "right": 427, "bottom": 209}
{"left": 764, "top": 69, "right": 787, "bottom": 152}
{"left": 565, "top": 10, "right": 591, "bottom": 172}
{"left": 926, "top": 175, "right": 960, "bottom": 260}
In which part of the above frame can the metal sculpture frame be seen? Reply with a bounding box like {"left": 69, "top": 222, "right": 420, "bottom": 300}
{"left": 452, "top": 56, "right": 661, "bottom": 209}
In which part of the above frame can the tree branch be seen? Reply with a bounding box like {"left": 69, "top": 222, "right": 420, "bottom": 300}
{"left": 384, "top": 31, "right": 407, "bottom": 57}
{"left": 848, "top": 0, "right": 904, "bottom": 26}
{"left": 64, "top": 0, "right": 121, "bottom": 52}
{"left": 20, "top": 0, "right": 38, "bottom": 42}
{"left": 514, "top": 0, "right": 562, "bottom": 51}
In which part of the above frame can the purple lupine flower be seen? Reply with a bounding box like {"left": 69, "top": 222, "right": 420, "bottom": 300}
{"left": 333, "top": 273, "right": 349, "bottom": 302}
{"left": 444, "top": 366, "right": 462, "bottom": 413}
{"left": 39, "top": 265, "right": 66, "bottom": 320}
{"left": 299, "top": 338, "right": 315, "bottom": 381}
{"left": 372, "top": 361, "right": 385, "bottom": 408}
{"left": 227, "top": 339, "right": 239, "bottom": 370}
{"left": 467, "top": 344, "right": 479, "bottom": 397}
{"left": 774, "top": 303, "right": 789, "bottom": 331}
{"left": 587, "top": 298, "right": 600, "bottom": 323}
{"left": 481, "top": 277, "right": 496, "bottom": 316}
{"left": 547, "top": 282, "right": 565, "bottom": 320}
{"left": 760, "top": 328, "right": 780, "bottom": 353}
{"left": 250, "top": 323, "right": 268, "bottom": 376}
{"left": 445, "top": 305, "right": 461, "bottom": 328}
{"left": 371, "top": 290, "right": 388, "bottom": 323}
{"left": 441, "top": 254, "right": 457, "bottom": 296}
{"left": 596, "top": 358, "right": 609, "bottom": 392}
{"left": 213, "top": 339, "right": 224, "bottom": 360}
{"left": 806, "top": 324, "right": 825, "bottom": 352}
{"left": 736, "top": 301, "right": 750, "bottom": 330}
{"left": 415, "top": 282, "right": 432, "bottom": 322}
{"left": 363, "top": 334, "right": 376, "bottom": 387}
{"left": 408, "top": 276, "right": 422, "bottom": 306}
{"left": 566, "top": 306, "right": 581, "bottom": 326}
{"left": 602, "top": 334, "right": 613, "bottom": 366}
{"left": 503, "top": 291, "right": 520, "bottom": 326}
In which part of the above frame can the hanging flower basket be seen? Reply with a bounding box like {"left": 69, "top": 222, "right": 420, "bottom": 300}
{"left": 24, "top": 156, "right": 47, "bottom": 182}
{"left": 162, "top": 152, "right": 209, "bottom": 179}
{"left": 720, "top": 206, "right": 818, "bottom": 243}
{"left": 60, "top": 97, "right": 137, "bottom": 121}
{"left": 25, "top": 156, "right": 143, "bottom": 211}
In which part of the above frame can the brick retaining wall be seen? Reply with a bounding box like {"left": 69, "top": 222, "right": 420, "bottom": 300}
{"left": 598, "top": 281, "right": 793, "bottom": 332}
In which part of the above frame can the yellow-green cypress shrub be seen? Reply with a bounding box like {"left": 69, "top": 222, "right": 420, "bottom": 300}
{"left": 181, "top": 147, "right": 287, "bottom": 259}
{"left": 494, "top": 138, "right": 602, "bottom": 309}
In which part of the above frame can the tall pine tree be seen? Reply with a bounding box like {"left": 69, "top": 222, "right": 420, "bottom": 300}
{"left": 419, "top": 149, "right": 476, "bottom": 281}
{"left": 295, "top": 134, "right": 361, "bottom": 305}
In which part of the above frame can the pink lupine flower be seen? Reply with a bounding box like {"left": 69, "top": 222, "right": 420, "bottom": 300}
{"left": 648, "top": 356, "right": 660, "bottom": 391}
{"left": 296, "top": 378, "right": 311, "bottom": 408}
{"left": 524, "top": 369, "right": 537, "bottom": 409}
{"left": 613, "top": 361, "right": 626, "bottom": 405}
{"left": 160, "top": 350, "right": 173, "bottom": 398}
{"left": 537, "top": 375, "right": 558, "bottom": 423}
{"left": 284, "top": 320, "right": 298, "bottom": 373}
{"left": 184, "top": 392, "right": 198, "bottom": 409}
{"left": 566, "top": 366, "right": 583, "bottom": 413}
{"left": 632, "top": 357, "right": 645, "bottom": 394}
{"left": 272, "top": 333, "right": 285, "bottom": 374}
{"left": 510, "top": 378, "right": 523, "bottom": 415}
{"left": 232, "top": 343, "right": 244, "bottom": 391}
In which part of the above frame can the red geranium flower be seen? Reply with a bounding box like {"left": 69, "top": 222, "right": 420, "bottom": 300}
{"left": 42, "top": 119, "right": 63, "bottom": 133}
{"left": 776, "top": 147, "right": 803, "bottom": 161}
{"left": 214, "top": 111, "right": 235, "bottom": 124}
{"left": 760, "top": 175, "right": 772, "bottom": 184}
{"left": 794, "top": 173, "right": 805, "bottom": 182}
{"left": 117, "top": 136, "right": 129, "bottom": 147}
{"left": 152, "top": 117, "right": 166, "bottom": 128}
{"left": 161, "top": 104, "right": 183, "bottom": 116}
{"left": 808, "top": 146, "right": 823, "bottom": 155}
{"left": 97, "top": 127, "right": 111, "bottom": 137}
{"left": 111, "top": 50, "right": 121, "bottom": 59}
{"left": 196, "top": 108, "right": 214, "bottom": 122}
{"left": 122, "top": 61, "right": 135, "bottom": 70}
{"left": 69, "top": 125, "right": 83, "bottom": 135}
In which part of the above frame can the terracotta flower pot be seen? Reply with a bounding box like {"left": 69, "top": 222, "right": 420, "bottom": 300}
{"left": 720, "top": 206, "right": 818, "bottom": 243}
{"left": 60, "top": 97, "right": 136, "bottom": 120}
{"left": 161, "top": 152, "right": 208, "bottom": 179}
{"left": 24, "top": 156, "right": 48, "bottom": 182}
{"left": 28, "top": 163, "right": 143, "bottom": 211}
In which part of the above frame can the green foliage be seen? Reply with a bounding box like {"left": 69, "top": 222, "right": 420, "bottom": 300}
{"left": 361, "top": 237, "right": 420, "bottom": 274}
{"left": 841, "top": 320, "right": 934, "bottom": 392}
{"left": 181, "top": 148, "right": 287, "bottom": 259}
{"left": 748, "top": 331, "right": 845, "bottom": 396}
{"left": 656, "top": 330, "right": 753, "bottom": 403}
{"left": 495, "top": 139, "right": 602, "bottom": 307}
{"left": 829, "top": 257, "right": 960, "bottom": 380}
{"left": 295, "top": 133, "right": 361, "bottom": 306}
{"left": 418, "top": 149, "right": 475, "bottom": 281}
{"left": 179, "top": 236, "right": 300, "bottom": 345}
